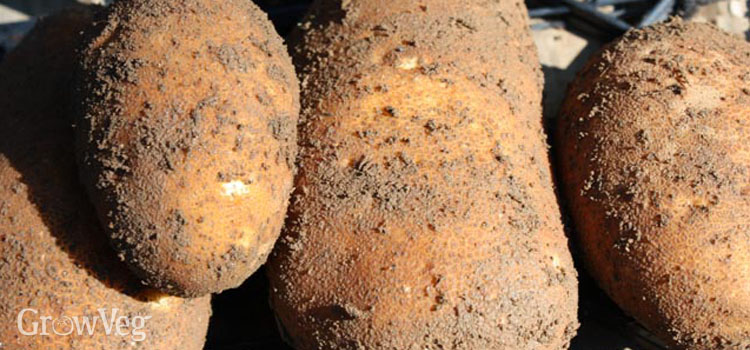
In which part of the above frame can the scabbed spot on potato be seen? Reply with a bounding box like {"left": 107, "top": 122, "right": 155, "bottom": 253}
{"left": 268, "top": 1, "right": 579, "bottom": 349}
{"left": 0, "top": 6, "right": 210, "bottom": 350}
{"left": 557, "top": 19, "right": 750, "bottom": 350}
{"left": 74, "top": 0, "right": 300, "bottom": 297}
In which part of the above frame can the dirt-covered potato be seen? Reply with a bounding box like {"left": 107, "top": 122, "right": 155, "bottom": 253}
{"left": 0, "top": 6, "right": 211, "bottom": 349}
{"left": 556, "top": 20, "right": 750, "bottom": 350}
{"left": 73, "top": 0, "right": 300, "bottom": 297}
{"left": 267, "top": 1, "right": 579, "bottom": 349}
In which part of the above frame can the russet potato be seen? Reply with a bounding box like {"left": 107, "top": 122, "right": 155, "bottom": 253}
{"left": 73, "top": 0, "right": 300, "bottom": 296}
{"left": 268, "top": 1, "right": 579, "bottom": 349}
{"left": 557, "top": 20, "right": 750, "bottom": 350}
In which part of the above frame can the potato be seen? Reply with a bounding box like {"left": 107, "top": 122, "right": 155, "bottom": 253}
{"left": 0, "top": 6, "right": 210, "bottom": 349}
{"left": 73, "top": 0, "right": 300, "bottom": 296}
{"left": 267, "top": 1, "right": 579, "bottom": 349}
{"left": 556, "top": 20, "right": 750, "bottom": 349}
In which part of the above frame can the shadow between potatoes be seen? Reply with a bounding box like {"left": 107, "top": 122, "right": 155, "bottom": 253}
{"left": 204, "top": 266, "right": 293, "bottom": 350}
{"left": 569, "top": 275, "right": 668, "bottom": 350}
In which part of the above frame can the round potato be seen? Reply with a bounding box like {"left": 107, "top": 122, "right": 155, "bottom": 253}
{"left": 73, "top": 0, "right": 300, "bottom": 296}
{"left": 268, "top": 1, "right": 579, "bottom": 349}
{"left": 556, "top": 20, "right": 750, "bottom": 350}
{"left": 0, "top": 6, "right": 210, "bottom": 349}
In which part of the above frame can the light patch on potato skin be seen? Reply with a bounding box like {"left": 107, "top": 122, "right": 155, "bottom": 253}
{"left": 0, "top": 6, "right": 211, "bottom": 350}
{"left": 268, "top": 1, "right": 579, "bottom": 349}
{"left": 221, "top": 180, "right": 251, "bottom": 197}
{"left": 556, "top": 19, "right": 750, "bottom": 350}
{"left": 236, "top": 227, "right": 257, "bottom": 248}
{"left": 74, "top": 0, "right": 300, "bottom": 297}
{"left": 396, "top": 56, "right": 419, "bottom": 70}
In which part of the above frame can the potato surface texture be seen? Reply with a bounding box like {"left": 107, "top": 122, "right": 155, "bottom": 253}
{"left": 74, "top": 0, "right": 300, "bottom": 296}
{"left": 268, "top": 1, "right": 579, "bottom": 349}
{"left": 0, "top": 6, "right": 211, "bottom": 349}
{"left": 557, "top": 21, "right": 750, "bottom": 350}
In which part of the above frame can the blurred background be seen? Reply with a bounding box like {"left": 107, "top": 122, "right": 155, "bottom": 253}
{"left": 1, "top": 1, "right": 748, "bottom": 349}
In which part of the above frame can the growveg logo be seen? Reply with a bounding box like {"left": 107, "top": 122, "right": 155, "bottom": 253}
{"left": 16, "top": 308, "right": 152, "bottom": 342}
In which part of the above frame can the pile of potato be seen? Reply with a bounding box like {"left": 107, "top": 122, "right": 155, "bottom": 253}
{"left": 0, "top": 0, "right": 746, "bottom": 349}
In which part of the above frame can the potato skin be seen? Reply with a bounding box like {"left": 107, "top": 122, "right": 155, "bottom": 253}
{"left": 0, "top": 6, "right": 210, "bottom": 350}
{"left": 268, "top": 1, "right": 578, "bottom": 349}
{"left": 74, "top": 0, "right": 300, "bottom": 296}
{"left": 556, "top": 20, "right": 750, "bottom": 350}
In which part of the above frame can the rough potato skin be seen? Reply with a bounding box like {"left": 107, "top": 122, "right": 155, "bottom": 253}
{"left": 556, "top": 20, "right": 750, "bottom": 350}
{"left": 268, "top": 1, "right": 579, "bottom": 349}
{"left": 74, "top": 0, "right": 300, "bottom": 296}
{"left": 0, "top": 6, "right": 211, "bottom": 350}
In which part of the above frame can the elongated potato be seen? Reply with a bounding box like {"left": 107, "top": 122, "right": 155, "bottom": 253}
{"left": 268, "top": 1, "right": 579, "bottom": 349}
{"left": 0, "top": 7, "right": 210, "bottom": 349}
{"left": 557, "top": 20, "right": 750, "bottom": 349}
{"left": 74, "top": 0, "right": 300, "bottom": 296}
